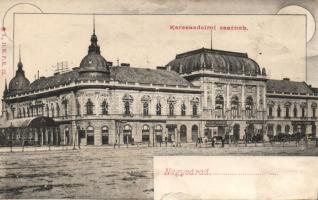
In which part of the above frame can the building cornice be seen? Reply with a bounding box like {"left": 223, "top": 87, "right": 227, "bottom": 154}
{"left": 4, "top": 80, "right": 202, "bottom": 102}
{"left": 181, "top": 70, "right": 267, "bottom": 82}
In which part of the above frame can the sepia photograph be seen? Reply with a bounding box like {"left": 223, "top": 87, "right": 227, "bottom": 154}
{"left": 0, "top": 0, "right": 318, "bottom": 199}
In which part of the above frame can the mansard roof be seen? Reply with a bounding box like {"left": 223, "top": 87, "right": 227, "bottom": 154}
{"left": 266, "top": 79, "right": 313, "bottom": 95}
{"left": 110, "top": 66, "right": 190, "bottom": 86}
{"left": 8, "top": 66, "right": 191, "bottom": 95}
{"left": 166, "top": 48, "right": 262, "bottom": 76}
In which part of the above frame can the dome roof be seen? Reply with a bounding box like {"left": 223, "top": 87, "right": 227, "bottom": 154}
{"left": 8, "top": 60, "right": 30, "bottom": 93}
{"left": 166, "top": 48, "right": 261, "bottom": 76}
{"left": 79, "top": 52, "right": 109, "bottom": 73}
{"left": 79, "top": 31, "right": 110, "bottom": 75}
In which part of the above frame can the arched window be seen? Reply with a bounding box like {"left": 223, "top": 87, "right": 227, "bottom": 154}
{"left": 215, "top": 95, "right": 224, "bottom": 118}
{"left": 285, "top": 107, "right": 290, "bottom": 118}
{"left": 191, "top": 125, "right": 199, "bottom": 142}
{"left": 86, "top": 99, "right": 94, "bottom": 115}
{"left": 285, "top": 125, "right": 290, "bottom": 134}
{"left": 56, "top": 103, "right": 60, "bottom": 117}
{"left": 86, "top": 126, "right": 94, "bottom": 145}
{"left": 269, "top": 106, "right": 273, "bottom": 118}
{"left": 181, "top": 103, "right": 186, "bottom": 116}
{"left": 124, "top": 101, "right": 130, "bottom": 115}
{"left": 142, "top": 124, "right": 150, "bottom": 142}
{"left": 169, "top": 102, "right": 174, "bottom": 116}
{"left": 51, "top": 103, "right": 55, "bottom": 117}
{"left": 156, "top": 102, "right": 161, "bottom": 116}
{"left": 312, "top": 103, "right": 317, "bottom": 118}
{"left": 123, "top": 94, "right": 133, "bottom": 116}
{"left": 143, "top": 102, "right": 149, "bottom": 116}
{"left": 46, "top": 104, "right": 49, "bottom": 117}
{"left": 231, "top": 96, "right": 239, "bottom": 118}
{"left": 62, "top": 98, "right": 68, "bottom": 117}
{"left": 284, "top": 102, "right": 291, "bottom": 118}
{"left": 276, "top": 124, "right": 282, "bottom": 134}
{"left": 101, "top": 126, "right": 108, "bottom": 134}
{"left": 18, "top": 108, "right": 21, "bottom": 118}
{"left": 267, "top": 124, "right": 274, "bottom": 135}
{"left": 277, "top": 106, "right": 281, "bottom": 118}
{"left": 167, "top": 97, "right": 176, "bottom": 116}
{"left": 293, "top": 106, "right": 297, "bottom": 118}
{"left": 101, "top": 126, "right": 109, "bottom": 145}
{"left": 101, "top": 100, "right": 108, "bottom": 115}
{"left": 87, "top": 126, "right": 94, "bottom": 132}
{"left": 191, "top": 97, "right": 199, "bottom": 117}
{"left": 301, "top": 107, "right": 306, "bottom": 118}
{"left": 245, "top": 96, "right": 253, "bottom": 118}
{"left": 123, "top": 125, "right": 132, "bottom": 144}
{"left": 192, "top": 104, "right": 198, "bottom": 116}
{"left": 155, "top": 125, "right": 163, "bottom": 142}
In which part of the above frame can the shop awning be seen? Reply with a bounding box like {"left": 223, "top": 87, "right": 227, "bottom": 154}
{"left": 0, "top": 116, "right": 55, "bottom": 129}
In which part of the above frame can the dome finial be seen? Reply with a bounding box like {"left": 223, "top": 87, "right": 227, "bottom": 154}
{"left": 17, "top": 45, "right": 23, "bottom": 71}
{"left": 88, "top": 14, "right": 100, "bottom": 54}
{"left": 19, "top": 45, "right": 21, "bottom": 63}
{"left": 93, "top": 13, "right": 95, "bottom": 35}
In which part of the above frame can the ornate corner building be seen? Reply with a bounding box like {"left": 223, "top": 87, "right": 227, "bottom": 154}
{"left": 0, "top": 28, "right": 317, "bottom": 146}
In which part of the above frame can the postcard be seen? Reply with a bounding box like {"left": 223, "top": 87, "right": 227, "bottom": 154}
{"left": 0, "top": 0, "right": 317, "bottom": 199}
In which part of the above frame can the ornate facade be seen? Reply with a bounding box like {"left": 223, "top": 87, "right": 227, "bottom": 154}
{"left": 1, "top": 28, "right": 317, "bottom": 146}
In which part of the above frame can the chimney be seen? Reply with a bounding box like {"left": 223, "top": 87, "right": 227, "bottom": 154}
{"left": 283, "top": 78, "right": 290, "bottom": 81}
{"left": 157, "top": 66, "right": 167, "bottom": 70}
{"left": 120, "top": 63, "right": 130, "bottom": 67}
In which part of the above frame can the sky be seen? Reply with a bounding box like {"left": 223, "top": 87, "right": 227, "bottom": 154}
{"left": 0, "top": 0, "right": 317, "bottom": 110}
{"left": 11, "top": 14, "right": 305, "bottom": 82}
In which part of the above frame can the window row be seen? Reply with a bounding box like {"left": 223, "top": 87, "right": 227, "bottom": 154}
{"left": 268, "top": 106, "right": 316, "bottom": 118}
{"left": 215, "top": 95, "right": 254, "bottom": 118}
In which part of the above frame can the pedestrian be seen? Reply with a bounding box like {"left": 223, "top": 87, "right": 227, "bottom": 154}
{"left": 114, "top": 139, "right": 117, "bottom": 149}
{"left": 78, "top": 130, "right": 81, "bottom": 149}
{"left": 221, "top": 137, "right": 225, "bottom": 148}
{"left": 212, "top": 137, "right": 215, "bottom": 148}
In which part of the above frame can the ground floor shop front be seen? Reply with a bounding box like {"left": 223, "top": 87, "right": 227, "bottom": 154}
{"left": 1, "top": 117, "right": 317, "bottom": 147}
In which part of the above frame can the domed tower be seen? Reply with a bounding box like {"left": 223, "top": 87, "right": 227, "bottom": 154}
{"left": 79, "top": 16, "right": 110, "bottom": 79}
{"left": 8, "top": 49, "right": 30, "bottom": 95}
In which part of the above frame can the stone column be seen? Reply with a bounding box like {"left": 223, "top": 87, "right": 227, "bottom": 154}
{"left": 241, "top": 85, "right": 245, "bottom": 106}
{"left": 226, "top": 84, "right": 230, "bottom": 110}
{"left": 149, "top": 125, "right": 154, "bottom": 146}
{"left": 109, "top": 120, "right": 116, "bottom": 145}
{"left": 263, "top": 86, "right": 266, "bottom": 110}
{"left": 45, "top": 128, "right": 48, "bottom": 145}
{"left": 63, "top": 128, "right": 66, "bottom": 145}
{"left": 306, "top": 125, "right": 311, "bottom": 135}
{"left": 71, "top": 121, "right": 77, "bottom": 147}
{"left": 241, "top": 85, "right": 245, "bottom": 119}
{"left": 40, "top": 128, "right": 44, "bottom": 145}
{"left": 187, "top": 125, "right": 191, "bottom": 142}
{"left": 49, "top": 128, "right": 53, "bottom": 145}
{"left": 81, "top": 94, "right": 84, "bottom": 117}
{"left": 211, "top": 82, "right": 215, "bottom": 110}
{"left": 203, "top": 83, "right": 208, "bottom": 109}
{"left": 256, "top": 85, "right": 260, "bottom": 110}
